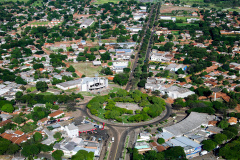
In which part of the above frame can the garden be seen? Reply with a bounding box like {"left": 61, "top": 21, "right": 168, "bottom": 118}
{"left": 87, "top": 89, "right": 166, "bottom": 123}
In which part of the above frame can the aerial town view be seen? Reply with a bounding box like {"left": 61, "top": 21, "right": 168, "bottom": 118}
{"left": 0, "top": 0, "right": 240, "bottom": 159}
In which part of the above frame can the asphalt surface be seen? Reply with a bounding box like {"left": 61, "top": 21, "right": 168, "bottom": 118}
{"left": 78, "top": 102, "right": 172, "bottom": 160}
{"left": 125, "top": 4, "right": 156, "bottom": 91}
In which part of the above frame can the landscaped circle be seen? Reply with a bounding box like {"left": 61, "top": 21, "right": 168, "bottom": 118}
{"left": 87, "top": 89, "right": 166, "bottom": 123}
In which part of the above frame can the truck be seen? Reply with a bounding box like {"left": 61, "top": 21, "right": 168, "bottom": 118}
{"left": 112, "top": 137, "right": 115, "bottom": 142}
{"left": 200, "top": 150, "right": 208, "bottom": 156}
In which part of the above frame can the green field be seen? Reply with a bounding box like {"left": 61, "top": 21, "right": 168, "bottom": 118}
{"left": 38, "top": 92, "right": 54, "bottom": 95}
{"left": 171, "top": 31, "right": 180, "bottom": 35}
{"left": 176, "top": 23, "right": 199, "bottom": 27}
{"left": 93, "top": 0, "right": 120, "bottom": 4}
{"left": 31, "top": 21, "right": 50, "bottom": 25}
{"left": 71, "top": 62, "right": 102, "bottom": 77}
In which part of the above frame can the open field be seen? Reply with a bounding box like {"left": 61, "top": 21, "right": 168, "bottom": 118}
{"left": 160, "top": 5, "right": 197, "bottom": 13}
{"left": 71, "top": 62, "right": 102, "bottom": 77}
{"left": 92, "top": 0, "right": 120, "bottom": 4}
{"left": 101, "top": 39, "right": 117, "bottom": 43}
{"left": 38, "top": 92, "right": 54, "bottom": 95}
{"left": 31, "top": 21, "right": 50, "bottom": 25}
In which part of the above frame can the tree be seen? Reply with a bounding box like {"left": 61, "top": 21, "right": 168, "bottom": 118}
{"left": 202, "top": 140, "right": 217, "bottom": 151}
{"left": 33, "top": 132, "right": 43, "bottom": 142}
{"left": 218, "top": 120, "right": 229, "bottom": 129}
{"left": 15, "top": 91, "right": 23, "bottom": 99}
{"left": 21, "top": 145, "right": 40, "bottom": 157}
{"left": 36, "top": 81, "right": 48, "bottom": 92}
{"left": 1, "top": 104, "right": 14, "bottom": 113}
{"left": 15, "top": 76, "right": 27, "bottom": 85}
{"left": 113, "top": 73, "right": 129, "bottom": 86}
{"left": 213, "top": 133, "right": 227, "bottom": 144}
{"left": 164, "top": 146, "right": 186, "bottom": 159}
{"left": 53, "top": 132, "right": 62, "bottom": 139}
{"left": 71, "top": 150, "right": 94, "bottom": 160}
{"left": 7, "top": 143, "right": 20, "bottom": 155}
{"left": 52, "top": 150, "right": 64, "bottom": 160}
{"left": 159, "top": 35, "right": 165, "bottom": 42}
{"left": 66, "top": 65, "right": 75, "bottom": 72}
{"left": 176, "top": 68, "right": 184, "bottom": 74}
{"left": 157, "top": 138, "right": 165, "bottom": 144}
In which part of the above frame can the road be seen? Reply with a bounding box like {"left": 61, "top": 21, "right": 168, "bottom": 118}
{"left": 125, "top": 4, "right": 156, "bottom": 91}
{"left": 78, "top": 101, "right": 172, "bottom": 160}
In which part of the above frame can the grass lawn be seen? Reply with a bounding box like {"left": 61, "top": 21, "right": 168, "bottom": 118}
{"left": 31, "top": 21, "right": 50, "bottom": 25}
{"left": 109, "top": 87, "right": 122, "bottom": 93}
{"left": 78, "top": 91, "right": 95, "bottom": 96}
{"left": 97, "top": 108, "right": 107, "bottom": 119}
{"left": 101, "top": 39, "right": 117, "bottom": 43}
{"left": 65, "top": 87, "right": 78, "bottom": 93}
{"left": 93, "top": 0, "right": 120, "bottom": 4}
{"left": 38, "top": 92, "right": 54, "bottom": 95}
{"left": 71, "top": 62, "right": 102, "bottom": 77}
{"left": 28, "top": 87, "right": 36, "bottom": 92}
{"left": 171, "top": 31, "right": 180, "bottom": 35}
{"left": 176, "top": 23, "right": 199, "bottom": 27}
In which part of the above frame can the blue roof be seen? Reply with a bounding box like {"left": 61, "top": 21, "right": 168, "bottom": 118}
{"left": 81, "top": 40, "right": 86, "bottom": 43}
{"left": 158, "top": 132, "right": 174, "bottom": 140}
{"left": 116, "top": 49, "right": 132, "bottom": 52}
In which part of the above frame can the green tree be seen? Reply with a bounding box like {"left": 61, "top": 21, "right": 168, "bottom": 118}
{"left": 15, "top": 76, "right": 27, "bottom": 85}
{"left": 213, "top": 133, "right": 227, "bottom": 144}
{"left": 1, "top": 104, "right": 14, "bottom": 113}
{"left": 53, "top": 132, "right": 62, "bottom": 139}
{"left": 36, "top": 81, "right": 48, "bottom": 92}
{"left": 159, "top": 35, "right": 165, "bottom": 42}
{"left": 71, "top": 150, "right": 94, "bottom": 160}
{"left": 164, "top": 146, "right": 186, "bottom": 159}
{"left": 157, "top": 138, "right": 165, "bottom": 144}
{"left": 202, "top": 140, "right": 217, "bottom": 151}
{"left": 21, "top": 145, "right": 40, "bottom": 157}
{"left": 66, "top": 65, "right": 75, "bottom": 72}
{"left": 33, "top": 132, "right": 43, "bottom": 142}
{"left": 218, "top": 120, "right": 229, "bottom": 129}
{"left": 113, "top": 73, "right": 129, "bottom": 86}
{"left": 52, "top": 150, "right": 64, "bottom": 160}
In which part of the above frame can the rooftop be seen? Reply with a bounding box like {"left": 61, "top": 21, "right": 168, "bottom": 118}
{"left": 164, "top": 112, "right": 215, "bottom": 136}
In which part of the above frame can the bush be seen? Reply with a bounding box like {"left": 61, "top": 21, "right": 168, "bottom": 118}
{"left": 157, "top": 138, "right": 165, "bottom": 144}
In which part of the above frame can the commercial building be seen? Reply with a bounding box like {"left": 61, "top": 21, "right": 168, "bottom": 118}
{"left": 80, "top": 19, "right": 94, "bottom": 28}
{"left": 163, "top": 112, "right": 215, "bottom": 137}
{"left": 112, "top": 61, "right": 128, "bottom": 73}
{"left": 162, "top": 85, "right": 195, "bottom": 99}
{"left": 56, "top": 77, "right": 108, "bottom": 91}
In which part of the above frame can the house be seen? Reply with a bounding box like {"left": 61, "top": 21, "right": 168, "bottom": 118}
{"left": 150, "top": 52, "right": 172, "bottom": 62}
{"left": 112, "top": 61, "right": 128, "bottom": 73}
{"left": 165, "top": 64, "right": 187, "bottom": 72}
{"left": 65, "top": 123, "right": 79, "bottom": 138}
{"left": 137, "top": 132, "right": 151, "bottom": 141}
{"left": 228, "top": 117, "right": 237, "bottom": 125}
{"left": 191, "top": 12, "right": 198, "bottom": 16}
{"left": 56, "top": 77, "right": 108, "bottom": 91}
{"left": 48, "top": 110, "right": 64, "bottom": 119}
{"left": 0, "top": 119, "right": 12, "bottom": 128}
{"left": 0, "top": 114, "right": 13, "bottom": 121}
{"left": 135, "top": 142, "right": 152, "bottom": 154}
{"left": 92, "top": 61, "right": 101, "bottom": 66}
{"left": 80, "top": 19, "right": 94, "bottom": 28}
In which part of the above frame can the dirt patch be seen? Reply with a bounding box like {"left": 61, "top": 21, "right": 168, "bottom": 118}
{"left": 0, "top": 155, "right": 13, "bottom": 160}
{"left": 160, "top": 6, "right": 197, "bottom": 13}
{"left": 115, "top": 102, "right": 141, "bottom": 111}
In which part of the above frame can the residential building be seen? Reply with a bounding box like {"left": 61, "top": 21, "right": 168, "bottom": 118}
{"left": 48, "top": 110, "right": 64, "bottom": 119}
{"left": 80, "top": 19, "right": 94, "bottom": 28}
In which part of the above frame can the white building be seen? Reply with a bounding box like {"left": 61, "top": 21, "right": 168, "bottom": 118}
{"left": 160, "top": 16, "right": 176, "bottom": 22}
{"left": 80, "top": 19, "right": 94, "bottom": 28}
{"left": 112, "top": 61, "right": 128, "bottom": 73}
{"left": 65, "top": 124, "right": 79, "bottom": 138}
{"left": 150, "top": 52, "right": 172, "bottom": 62}
{"left": 56, "top": 77, "right": 108, "bottom": 91}
{"left": 162, "top": 86, "right": 195, "bottom": 99}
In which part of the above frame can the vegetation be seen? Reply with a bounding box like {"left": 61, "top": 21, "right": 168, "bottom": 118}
{"left": 87, "top": 89, "right": 165, "bottom": 123}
